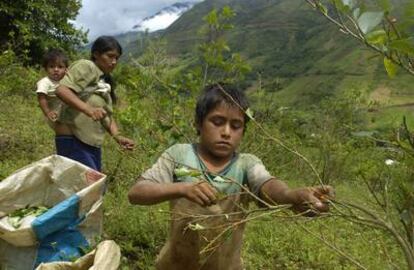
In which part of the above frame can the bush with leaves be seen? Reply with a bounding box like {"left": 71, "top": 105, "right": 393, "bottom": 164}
{"left": 0, "top": 50, "right": 38, "bottom": 97}
{"left": 306, "top": 0, "right": 414, "bottom": 77}
{"left": 305, "top": 0, "right": 414, "bottom": 268}
{"left": 0, "top": 0, "right": 87, "bottom": 65}
{"left": 197, "top": 6, "right": 252, "bottom": 86}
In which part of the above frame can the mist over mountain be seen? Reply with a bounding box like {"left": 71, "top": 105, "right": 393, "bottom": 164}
{"left": 132, "top": 2, "right": 201, "bottom": 32}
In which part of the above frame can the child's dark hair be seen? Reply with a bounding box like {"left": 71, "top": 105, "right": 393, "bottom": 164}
{"left": 42, "top": 49, "right": 68, "bottom": 69}
{"left": 91, "top": 36, "right": 122, "bottom": 104}
{"left": 195, "top": 83, "right": 250, "bottom": 134}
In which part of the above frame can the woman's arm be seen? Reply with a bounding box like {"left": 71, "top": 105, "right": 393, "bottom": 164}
{"left": 128, "top": 178, "right": 218, "bottom": 206}
{"left": 107, "top": 119, "right": 135, "bottom": 150}
{"left": 56, "top": 85, "right": 107, "bottom": 120}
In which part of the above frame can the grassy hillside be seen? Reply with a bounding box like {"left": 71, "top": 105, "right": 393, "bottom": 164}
{"left": 0, "top": 76, "right": 408, "bottom": 269}
{"left": 1, "top": 42, "right": 412, "bottom": 268}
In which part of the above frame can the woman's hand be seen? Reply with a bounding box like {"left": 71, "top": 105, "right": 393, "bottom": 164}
{"left": 114, "top": 135, "right": 135, "bottom": 150}
{"left": 87, "top": 107, "right": 107, "bottom": 121}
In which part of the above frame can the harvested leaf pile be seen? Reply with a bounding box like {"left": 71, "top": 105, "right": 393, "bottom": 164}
{"left": 6, "top": 205, "right": 48, "bottom": 228}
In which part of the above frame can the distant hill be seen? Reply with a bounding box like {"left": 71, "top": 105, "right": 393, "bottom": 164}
{"left": 119, "top": 0, "right": 412, "bottom": 107}
{"left": 163, "top": 0, "right": 377, "bottom": 75}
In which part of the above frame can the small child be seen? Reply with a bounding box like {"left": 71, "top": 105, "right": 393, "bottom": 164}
{"left": 36, "top": 49, "right": 68, "bottom": 130}
{"left": 128, "top": 83, "right": 334, "bottom": 270}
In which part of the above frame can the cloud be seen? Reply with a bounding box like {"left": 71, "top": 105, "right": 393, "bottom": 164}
{"left": 75, "top": 0, "right": 201, "bottom": 42}
{"left": 138, "top": 13, "right": 181, "bottom": 32}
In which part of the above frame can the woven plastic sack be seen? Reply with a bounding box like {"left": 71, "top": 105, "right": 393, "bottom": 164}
{"left": 35, "top": 240, "right": 121, "bottom": 270}
{"left": 0, "top": 155, "right": 106, "bottom": 270}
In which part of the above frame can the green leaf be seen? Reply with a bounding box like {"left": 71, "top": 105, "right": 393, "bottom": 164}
{"left": 212, "top": 176, "right": 228, "bottom": 183}
{"left": 318, "top": 3, "right": 328, "bottom": 15}
{"left": 190, "top": 170, "right": 202, "bottom": 177}
{"left": 245, "top": 108, "right": 255, "bottom": 120}
{"left": 383, "top": 57, "right": 397, "bottom": 78}
{"left": 358, "top": 11, "right": 384, "bottom": 34}
{"left": 204, "top": 9, "right": 218, "bottom": 25}
{"left": 174, "top": 167, "right": 202, "bottom": 177}
{"left": 174, "top": 167, "right": 191, "bottom": 177}
{"left": 378, "top": 0, "right": 392, "bottom": 12}
{"left": 353, "top": 8, "right": 360, "bottom": 19}
{"left": 341, "top": 0, "right": 356, "bottom": 9}
{"left": 332, "top": 0, "right": 347, "bottom": 12}
{"left": 221, "top": 6, "right": 235, "bottom": 19}
{"left": 389, "top": 39, "right": 414, "bottom": 56}
{"left": 365, "top": 29, "right": 387, "bottom": 45}
{"left": 188, "top": 223, "right": 205, "bottom": 231}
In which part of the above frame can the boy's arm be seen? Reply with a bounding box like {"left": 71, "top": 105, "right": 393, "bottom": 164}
{"left": 128, "top": 177, "right": 218, "bottom": 206}
{"left": 259, "top": 178, "right": 333, "bottom": 214}
{"left": 56, "top": 85, "right": 107, "bottom": 120}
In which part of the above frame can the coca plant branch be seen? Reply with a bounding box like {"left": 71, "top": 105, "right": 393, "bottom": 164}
{"left": 306, "top": 0, "right": 414, "bottom": 77}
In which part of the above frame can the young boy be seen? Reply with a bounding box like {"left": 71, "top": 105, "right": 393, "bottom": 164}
{"left": 36, "top": 49, "right": 68, "bottom": 131}
{"left": 128, "top": 83, "right": 333, "bottom": 270}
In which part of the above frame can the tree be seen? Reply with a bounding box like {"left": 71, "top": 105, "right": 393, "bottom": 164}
{"left": 305, "top": 0, "right": 414, "bottom": 77}
{"left": 306, "top": 1, "right": 414, "bottom": 268}
{"left": 0, "top": 0, "right": 87, "bottom": 65}
{"left": 198, "top": 6, "right": 251, "bottom": 86}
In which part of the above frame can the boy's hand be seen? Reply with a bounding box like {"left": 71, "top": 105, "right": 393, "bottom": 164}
{"left": 47, "top": 111, "right": 58, "bottom": 122}
{"left": 182, "top": 181, "right": 218, "bottom": 207}
{"left": 114, "top": 135, "right": 135, "bottom": 150}
{"left": 290, "top": 185, "right": 334, "bottom": 216}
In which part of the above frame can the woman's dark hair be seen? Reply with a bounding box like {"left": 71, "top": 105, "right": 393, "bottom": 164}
{"left": 91, "top": 36, "right": 122, "bottom": 61}
{"left": 195, "top": 83, "right": 250, "bottom": 134}
{"left": 42, "top": 49, "right": 69, "bottom": 69}
{"left": 91, "top": 36, "right": 122, "bottom": 104}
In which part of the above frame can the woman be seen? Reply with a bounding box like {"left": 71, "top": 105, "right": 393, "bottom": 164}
{"left": 56, "top": 36, "right": 134, "bottom": 171}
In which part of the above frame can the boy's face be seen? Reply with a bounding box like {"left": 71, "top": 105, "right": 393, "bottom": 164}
{"left": 198, "top": 102, "right": 245, "bottom": 161}
{"left": 46, "top": 60, "right": 67, "bottom": 82}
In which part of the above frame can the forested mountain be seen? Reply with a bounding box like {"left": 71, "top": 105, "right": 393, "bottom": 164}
{"left": 126, "top": 0, "right": 360, "bottom": 75}
{"left": 119, "top": 0, "right": 413, "bottom": 107}
{"left": 164, "top": 0, "right": 360, "bottom": 77}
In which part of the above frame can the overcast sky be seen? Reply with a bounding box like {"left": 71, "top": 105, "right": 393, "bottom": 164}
{"left": 74, "top": 0, "right": 201, "bottom": 41}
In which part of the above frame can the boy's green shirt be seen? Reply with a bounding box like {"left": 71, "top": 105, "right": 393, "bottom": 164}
{"left": 59, "top": 59, "right": 113, "bottom": 147}
{"left": 140, "top": 143, "right": 273, "bottom": 270}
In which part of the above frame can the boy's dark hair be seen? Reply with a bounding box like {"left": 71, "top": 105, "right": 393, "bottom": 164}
{"left": 42, "top": 49, "right": 68, "bottom": 69}
{"left": 91, "top": 35, "right": 123, "bottom": 104}
{"left": 195, "top": 83, "right": 250, "bottom": 134}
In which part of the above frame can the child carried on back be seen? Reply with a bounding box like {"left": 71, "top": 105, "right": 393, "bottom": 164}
{"left": 36, "top": 49, "right": 68, "bottom": 131}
